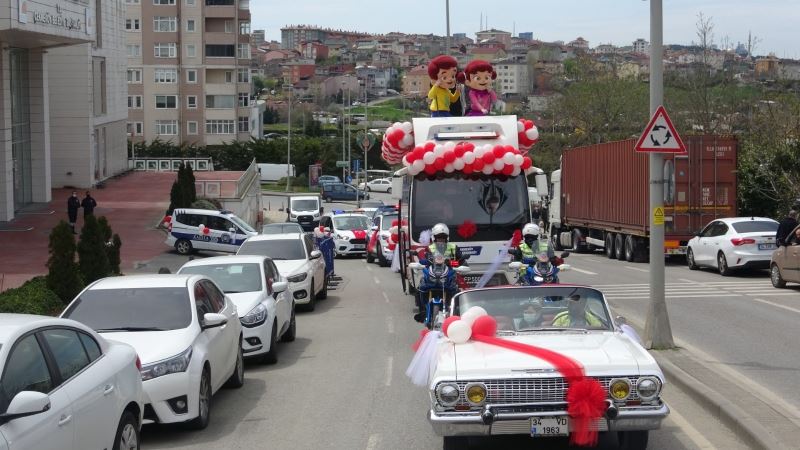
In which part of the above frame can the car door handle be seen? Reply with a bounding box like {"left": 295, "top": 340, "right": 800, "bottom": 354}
{"left": 58, "top": 414, "right": 72, "bottom": 426}
{"left": 103, "top": 384, "right": 115, "bottom": 396}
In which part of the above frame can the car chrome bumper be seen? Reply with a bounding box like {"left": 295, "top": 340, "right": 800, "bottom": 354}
{"left": 428, "top": 402, "right": 669, "bottom": 436}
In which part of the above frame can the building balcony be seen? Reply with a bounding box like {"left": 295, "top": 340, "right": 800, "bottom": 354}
{"left": 204, "top": 5, "right": 236, "bottom": 18}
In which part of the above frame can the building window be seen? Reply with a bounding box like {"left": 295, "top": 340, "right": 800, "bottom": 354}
{"left": 224, "top": 71, "right": 233, "bottom": 83}
{"left": 154, "top": 43, "right": 177, "bottom": 58}
{"left": 224, "top": 20, "right": 234, "bottom": 33}
{"left": 205, "top": 45, "right": 235, "bottom": 57}
{"left": 187, "top": 95, "right": 197, "bottom": 108}
{"left": 127, "top": 68, "right": 142, "bottom": 83}
{"left": 187, "top": 121, "right": 198, "bottom": 135}
{"left": 237, "top": 43, "right": 250, "bottom": 59}
{"left": 126, "top": 45, "right": 141, "bottom": 57}
{"left": 237, "top": 68, "right": 249, "bottom": 83}
{"left": 238, "top": 93, "right": 249, "bottom": 107}
{"left": 206, "top": 95, "right": 235, "bottom": 109}
{"left": 155, "top": 95, "right": 177, "bottom": 109}
{"left": 125, "top": 0, "right": 140, "bottom": 3}
{"left": 154, "top": 68, "right": 177, "bottom": 83}
{"left": 155, "top": 120, "right": 178, "bottom": 135}
{"left": 128, "top": 95, "right": 143, "bottom": 108}
{"left": 153, "top": 16, "right": 177, "bottom": 32}
{"left": 205, "top": 0, "right": 234, "bottom": 4}
{"left": 186, "top": 0, "right": 195, "bottom": 5}
{"left": 239, "top": 21, "right": 250, "bottom": 35}
{"left": 186, "top": 69, "right": 197, "bottom": 83}
{"left": 127, "top": 122, "right": 144, "bottom": 136}
{"left": 92, "top": 57, "right": 107, "bottom": 116}
{"left": 153, "top": 0, "right": 175, "bottom": 5}
{"left": 238, "top": 116, "right": 249, "bottom": 132}
{"left": 125, "top": 19, "right": 140, "bottom": 31}
{"left": 205, "top": 120, "right": 235, "bottom": 134}
{"left": 186, "top": 44, "right": 196, "bottom": 57}
{"left": 186, "top": 19, "right": 196, "bottom": 32}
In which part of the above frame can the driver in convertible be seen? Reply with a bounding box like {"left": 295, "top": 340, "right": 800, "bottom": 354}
{"left": 551, "top": 294, "right": 603, "bottom": 328}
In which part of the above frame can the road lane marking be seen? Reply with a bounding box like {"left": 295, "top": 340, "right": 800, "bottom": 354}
{"left": 385, "top": 356, "right": 393, "bottom": 387}
{"left": 569, "top": 267, "right": 598, "bottom": 275}
{"left": 667, "top": 406, "right": 717, "bottom": 450}
{"left": 752, "top": 298, "right": 800, "bottom": 315}
{"left": 386, "top": 316, "right": 395, "bottom": 334}
{"left": 625, "top": 265, "right": 650, "bottom": 273}
{"left": 373, "top": 276, "right": 381, "bottom": 284}
{"left": 382, "top": 292, "right": 390, "bottom": 303}
{"left": 366, "top": 433, "right": 382, "bottom": 450}
{"left": 365, "top": 265, "right": 373, "bottom": 272}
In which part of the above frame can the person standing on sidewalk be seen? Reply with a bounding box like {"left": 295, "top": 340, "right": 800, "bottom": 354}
{"left": 81, "top": 191, "right": 97, "bottom": 218}
{"left": 775, "top": 210, "right": 798, "bottom": 246}
{"left": 67, "top": 191, "right": 81, "bottom": 234}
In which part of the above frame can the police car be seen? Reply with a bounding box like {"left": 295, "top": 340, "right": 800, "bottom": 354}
{"left": 317, "top": 211, "right": 372, "bottom": 256}
{"left": 165, "top": 208, "right": 258, "bottom": 254}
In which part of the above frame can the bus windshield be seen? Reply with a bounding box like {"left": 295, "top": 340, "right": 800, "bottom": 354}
{"left": 411, "top": 173, "right": 530, "bottom": 242}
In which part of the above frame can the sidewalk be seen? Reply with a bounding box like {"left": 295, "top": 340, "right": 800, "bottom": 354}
{"left": 0, "top": 172, "right": 174, "bottom": 292}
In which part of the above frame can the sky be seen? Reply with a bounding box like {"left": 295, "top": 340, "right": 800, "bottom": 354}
{"left": 251, "top": 0, "right": 799, "bottom": 58}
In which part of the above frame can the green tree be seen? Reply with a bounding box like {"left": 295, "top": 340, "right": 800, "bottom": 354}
{"left": 46, "top": 221, "right": 84, "bottom": 304}
{"left": 77, "top": 215, "right": 111, "bottom": 284}
{"left": 253, "top": 75, "right": 266, "bottom": 93}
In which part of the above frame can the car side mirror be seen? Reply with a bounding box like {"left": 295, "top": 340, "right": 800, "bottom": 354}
{"left": 508, "top": 261, "right": 523, "bottom": 271}
{"left": 271, "top": 281, "right": 288, "bottom": 294}
{"left": 310, "top": 250, "right": 322, "bottom": 259}
{"left": 202, "top": 312, "right": 228, "bottom": 329}
{"left": 0, "top": 391, "right": 50, "bottom": 425}
{"left": 560, "top": 251, "right": 570, "bottom": 259}
{"left": 558, "top": 264, "right": 571, "bottom": 271}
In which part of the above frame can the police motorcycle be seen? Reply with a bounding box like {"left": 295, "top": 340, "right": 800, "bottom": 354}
{"left": 509, "top": 251, "right": 571, "bottom": 286}
{"left": 409, "top": 254, "right": 470, "bottom": 330}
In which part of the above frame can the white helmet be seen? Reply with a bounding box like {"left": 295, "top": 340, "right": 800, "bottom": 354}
{"left": 431, "top": 223, "right": 449, "bottom": 237}
{"left": 522, "top": 223, "right": 540, "bottom": 237}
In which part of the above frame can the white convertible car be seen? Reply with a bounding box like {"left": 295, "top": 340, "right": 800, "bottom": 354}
{"left": 426, "top": 285, "right": 669, "bottom": 450}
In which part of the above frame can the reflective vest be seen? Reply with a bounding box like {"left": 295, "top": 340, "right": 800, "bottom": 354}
{"left": 551, "top": 311, "right": 603, "bottom": 328}
{"left": 519, "top": 240, "right": 549, "bottom": 259}
{"left": 429, "top": 243, "right": 457, "bottom": 260}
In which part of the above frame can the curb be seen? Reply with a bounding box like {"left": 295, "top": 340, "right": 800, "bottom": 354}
{"left": 655, "top": 353, "right": 786, "bottom": 450}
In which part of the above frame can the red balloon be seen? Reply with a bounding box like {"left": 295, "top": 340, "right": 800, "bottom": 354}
{"left": 434, "top": 158, "right": 446, "bottom": 170}
{"left": 502, "top": 164, "right": 514, "bottom": 175}
{"left": 472, "top": 315, "right": 497, "bottom": 337}
{"left": 482, "top": 152, "right": 495, "bottom": 164}
{"left": 472, "top": 159, "right": 485, "bottom": 171}
{"left": 454, "top": 144, "right": 466, "bottom": 158}
{"left": 203, "top": 227, "right": 210, "bottom": 235}
{"left": 163, "top": 215, "right": 172, "bottom": 223}
{"left": 424, "top": 141, "right": 436, "bottom": 152}
{"left": 521, "top": 157, "right": 533, "bottom": 170}
{"left": 405, "top": 152, "right": 417, "bottom": 164}
{"left": 424, "top": 165, "right": 437, "bottom": 175}
{"left": 462, "top": 164, "right": 474, "bottom": 174}
{"left": 391, "top": 233, "right": 399, "bottom": 243}
{"left": 463, "top": 142, "right": 475, "bottom": 153}
{"left": 504, "top": 145, "right": 517, "bottom": 155}
{"left": 387, "top": 243, "right": 396, "bottom": 251}
{"left": 443, "top": 151, "right": 456, "bottom": 163}
{"left": 442, "top": 316, "right": 461, "bottom": 337}
{"left": 391, "top": 220, "right": 399, "bottom": 227}
{"left": 493, "top": 145, "right": 505, "bottom": 158}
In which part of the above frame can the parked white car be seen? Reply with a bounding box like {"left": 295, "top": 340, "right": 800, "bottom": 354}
{"left": 0, "top": 314, "right": 144, "bottom": 450}
{"left": 61, "top": 275, "right": 244, "bottom": 430}
{"left": 687, "top": 217, "right": 779, "bottom": 275}
{"left": 165, "top": 208, "right": 258, "bottom": 255}
{"left": 358, "top": 178, "right": 393, "bottom": 193}
{"left": 237, "top": 233, "right": 327, "bottom": 311}
{"left": 426, "top": 286, "right": 668, "bottom": 450}
{"left": 317, "top": 213, "right": 372, "bottom": 257}
{"left": 178, "top": 255, "right": 294, "bottom": 364}
{"left": 367, "top": 212, "right": 398, "bottom": 267}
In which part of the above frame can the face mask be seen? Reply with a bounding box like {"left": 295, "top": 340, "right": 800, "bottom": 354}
{"left": 72, "top": 194, "right": 77, "bottom": 197}
{"left": 523, "top": 313, "right": 539, "bottom": 323}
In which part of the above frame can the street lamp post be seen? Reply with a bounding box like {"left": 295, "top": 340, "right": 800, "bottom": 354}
{"left": 445, "top": 0, "right": 451, "bottom": 55}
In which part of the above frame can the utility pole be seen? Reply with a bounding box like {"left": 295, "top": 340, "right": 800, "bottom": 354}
{"left": 341, "top": 82, "right": 346, "bottom": 181}
{"left": 286, "top": 86, "right": 292, "bottom": 192}
{"left": 445, "top": 0, "right": 451, "bottom": 55}
{"left": 644, "top": 0, "right": 674, "bottom": 349}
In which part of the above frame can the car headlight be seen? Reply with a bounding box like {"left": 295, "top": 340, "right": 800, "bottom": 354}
{"left": 609, "top": 378, "right": 631, "bottom": 401}
{"left": 436, "top": 383, "right": 460, "bottom": 406}
{"left": 465, "top": 383, "right": 487, "bottom": 405}
{"left": 338, "top": 234, "right": 350, "bottom": 241}
{"left": 287, "top": 272, "right": 308, "bottom": 283}
{"left": 241, "top": 303, "right": 268, "bottom": 327}
{"left": 636, "top": 376, "right": 661, "bottom": 401}
{"left": 141, "top": 347, "right": 192, "bottom": 381}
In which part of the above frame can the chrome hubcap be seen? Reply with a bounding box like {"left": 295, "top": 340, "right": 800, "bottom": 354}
{"left": 119, "top": 423, "right": 137, "bottom": 450}
{"left": 199, "top": 375, "right": 209, "bottom": 419}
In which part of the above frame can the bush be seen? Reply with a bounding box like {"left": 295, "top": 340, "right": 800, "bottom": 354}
{"left": 78, "top": 215, "right": 111, "bottom": 284}
{"left": 191, "top": 199, "right": 219, "bottom": 210}
{"left": 276, "top": 175, "right": 309, "bottom": 188}
{"left": 0, "top": 276, "right": 64, "bottom": 316}
{"left": 46, "top": 221, "right": 84, "bottom": 304}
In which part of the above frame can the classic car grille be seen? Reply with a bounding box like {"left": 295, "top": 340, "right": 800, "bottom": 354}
{"left": 439, "top": 376, "right": 641, "bottom": 406}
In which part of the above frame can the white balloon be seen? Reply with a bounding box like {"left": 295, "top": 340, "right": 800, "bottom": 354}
{"left": 482, "top": 165, "right": 494, "bottom": 175}
{"left": 444, "top": 163, "right": 455, "bottom": 173}
{"left": 503, "top": 152, "right": 516, "bottom": 164}
{"left": 473, "top": 146, "right": 484, "bottom": 158}
{"left": 460, "top": 307, "right": 488, "bottom": 327}
{"left": 407, "top": 166, "right": 420, "bottom": 176}
{"left": 198, "top": 224, "right": 205, "bottom": 230}
{"left": 467, "top": 306, "right": 488, "bottom": 318}
{"left": 463, "top": 152, "right": 476, "bottom": 164}
{"left": 401, "top": 122, "right": 413, "bottom": 133}
{"left": 453, "top": 158, "right": 465, "bottom": 170}
{"left": 511, "top": 166, "right": 521, "bottom": 176}
{"left": 526, "top": 128, "right": 539, "bottom": 141}
{"left": 444, "top": 141, "right": 456, "bottom": 152}
{"left": 432, "top": 144, "right": 443, "bottom": 157}
{"left": 493, "top": 159, "right": 505, "bottom": 171}
{"left": 402, "top": 155, "right": 411, "bottom": 166}
{"left": 514, "top": 154, "right": 524, "bottom": 166}
{"left": 392, "top": 122, "right": 402, "bottom": 128}
{"left": 422, "top": 152, "right": 436, "bottom": 164}
{"left": 447, "top": 320, "right": 472, "bottom": 344}
{"left": 517, "top": 121, "right": 524, "bottom": 132}
{"left": 412, "top": 159, "right": 426, "bottom": 172}
{"left": 482, "top": 144, "right": 494, "bottom": 155}
{"left": 401, "top": 134, "right": 414, "bottom": 147}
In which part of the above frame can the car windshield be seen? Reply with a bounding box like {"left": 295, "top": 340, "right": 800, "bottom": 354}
{"left": 62, "top": 288, "right": 192, "bottom": 331}
{"left": 262, "top": 223, "right": 303, "bottom": 234}
{"left": 228, "top": 215, "right": 256, "bottom": 233}
{"left": 179, "top": 263, "right": 262, "bottom": 293}
{"left": 381, "top": 214, "right": 398, "bottom": 231}
{"left": 292, "top": 200, "right": 318, "bottom": 211}
{"left": 731, "top": 220, "right": 778, "bottom": 233}
{"left": 333, "top": 216, "right": 370, "bottom": 230}
{"left": 238, "top": 239, "right": 306, "bottom": 260}
{"left": 454, "top": 287, "right": 612, "bottom": 332}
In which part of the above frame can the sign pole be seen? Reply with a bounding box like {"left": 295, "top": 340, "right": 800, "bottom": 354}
{"left": 645, "top": 0, "right": 674, "bottom": 349}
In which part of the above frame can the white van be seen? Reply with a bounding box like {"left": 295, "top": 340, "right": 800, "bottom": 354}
{"left": 166, "top": 208, "right": 258, "bottom": 254}
{"left": 288, "top": 195, "right": 322, "bottom": 231}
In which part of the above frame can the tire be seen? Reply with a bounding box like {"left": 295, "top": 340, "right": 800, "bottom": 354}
{"left": 175, "top": 239, "right": 193, "bottom": 255}
{"left": 325, "top": 196, "right": 332, "bottom": 203}
{"left": 625, "top": 235, "right": 636, "bottom": 262}
{"left": 298, "top": 280, "right": 316, "bottom": 311}
{"left": 443, "top": 436, "right": 469, "bottom": 450}
{"left": 262, "top": 321, "right": 278, "bottom": 364}
{"left": 188, "top": 367, "right": 211, "bottom": 429}
{"left": 605, "top": 233, "right": 615, "bottom": 259}
{"left": 687, "top": 248, "right": 698, "bottom": 270}
{"left": 614, "top": 233, "right": 625, "bottom": 260}
{"left": 225, "top": 340, "right": 244, "bottom": 388}
{"left": 387, "top": 187, "right": 392, "bottom": 194}
{"left": 114, "top": 411, "right": 140, "bottom": 450}
{"left": 717, "top": 252, "right": 731, "bottom": 276}
{"left": 378, "top": 245, "right": 389, "bottom": 267}
{"left": 771, "top": 263, "right": 787, "bottom": 288}
{"left": 281, "top": 307, "right": 297, "bottom": 342}
{"left": 618, "top": 430, "right": 649, "bottom": 450}
{"left": 318, "top": 275, "right": 328, "bottom": 299}
{"left": 551, "top": 228, "right": 564, "bottom": 251}
{"left": 366, "top": 186, "right": 371, "bottom": 192}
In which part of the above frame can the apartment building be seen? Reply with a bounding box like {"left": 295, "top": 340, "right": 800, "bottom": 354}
{"left": 126, "top": 0, "right": 261, "bottom": 146}
{"left": 495, "top": 59, "right": 531, "bottom": 97}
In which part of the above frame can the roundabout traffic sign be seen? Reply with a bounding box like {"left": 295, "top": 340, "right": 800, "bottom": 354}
{"left": 635, "top": 105, "right": 686, "bottom": 153}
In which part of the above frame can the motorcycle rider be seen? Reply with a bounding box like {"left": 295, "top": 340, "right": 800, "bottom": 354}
{"left": 509, "top": 223, "right": 563, "bottom": 266}
{"left": 414, "top": 253, "right": 459, "bottom": 324}
{"left": 421, "top": 223, "right": 466, "bottom": 265}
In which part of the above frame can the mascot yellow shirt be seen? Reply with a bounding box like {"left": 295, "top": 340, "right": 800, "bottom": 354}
{"left": 428, "top": 84, "right": 460, "bottom": 112}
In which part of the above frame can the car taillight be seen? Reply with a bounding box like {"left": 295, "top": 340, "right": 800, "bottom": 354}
{"left": 731, "top": 238, "right": 756, "bottom": 246}
{"left": 135, "top": 355, "right": 142, "bottom": 371}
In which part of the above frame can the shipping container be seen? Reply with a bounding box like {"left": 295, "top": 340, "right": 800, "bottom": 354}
{"left": 548, "top": 135, "right": 737, "bottom": 261}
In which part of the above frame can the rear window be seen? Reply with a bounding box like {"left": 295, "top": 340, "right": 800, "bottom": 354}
{"left": 238, "top": 239, "right": 306, "bottom": 260}
{"left": 732, "top": 221, "right": 778, "bottom": 233}
{"left": 63, "top": 288, "right": 192, "bottom": 331}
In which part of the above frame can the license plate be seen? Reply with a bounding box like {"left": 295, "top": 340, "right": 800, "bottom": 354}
{"left": 530, "top": 416, "right": 568, "bottom": 437}
{"left": 758, "top": 243, "right": 776, "bottom": 250}
{"left": 353, "top": 244, "right": 365, "bottom": 249}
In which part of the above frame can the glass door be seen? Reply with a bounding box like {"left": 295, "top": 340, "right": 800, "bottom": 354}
{"left": 10, "top": 49, "right": 32, "bottom": 211}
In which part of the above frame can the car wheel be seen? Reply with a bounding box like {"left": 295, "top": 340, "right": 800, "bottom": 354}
{"left": 318, "top": 275, "right": 328, "bottom": 299}
{"left": 717, "top": 251, "right": 731, "bottom": 276}
{"left": 443, "top": 436, "right": 469, "bottom": 450}
{"left": 366, "top": 186, "right": 371, "bottom": 192}
{"left": 325, "top": 196, "right": 332, "bottom": 203}
{"left": 281, "top": 307, "right": 297, "bottom": 342}
{"left": 378, "top": 245, "right": 389, "bottom": 267}
{"left": 262, "top": 321, "right": 278, "bottom": 364}
{"left": 300, "top": 282, "right": 316, "bottom": 312}
{"left": 605, "top": 233, "right": 615, "bottom": 259}
{"left": 618, "top": 430, "right": 649, "bottom": 450}
{"left": 225, "top": 340, "right": 244, "bottom": 388}
{"left": 188, "top": 367, "right": 211, "bottom": 429}
{"left": 387, "top": 187, "right": 392, "bottom": 194}
{"left": 175, "top": 239, "right": 193, "bottom": 255}
{"left": 771, "top": 263, "right": 787, "bottom": 288}
{"left": 614, "top": 233, "right": 625, "bottom": 260}
{"left": 687, "top": 248, "right": 698, "bottom": 270}
{"left": 114, "top": 411, "right": 139, "bottom": 450}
